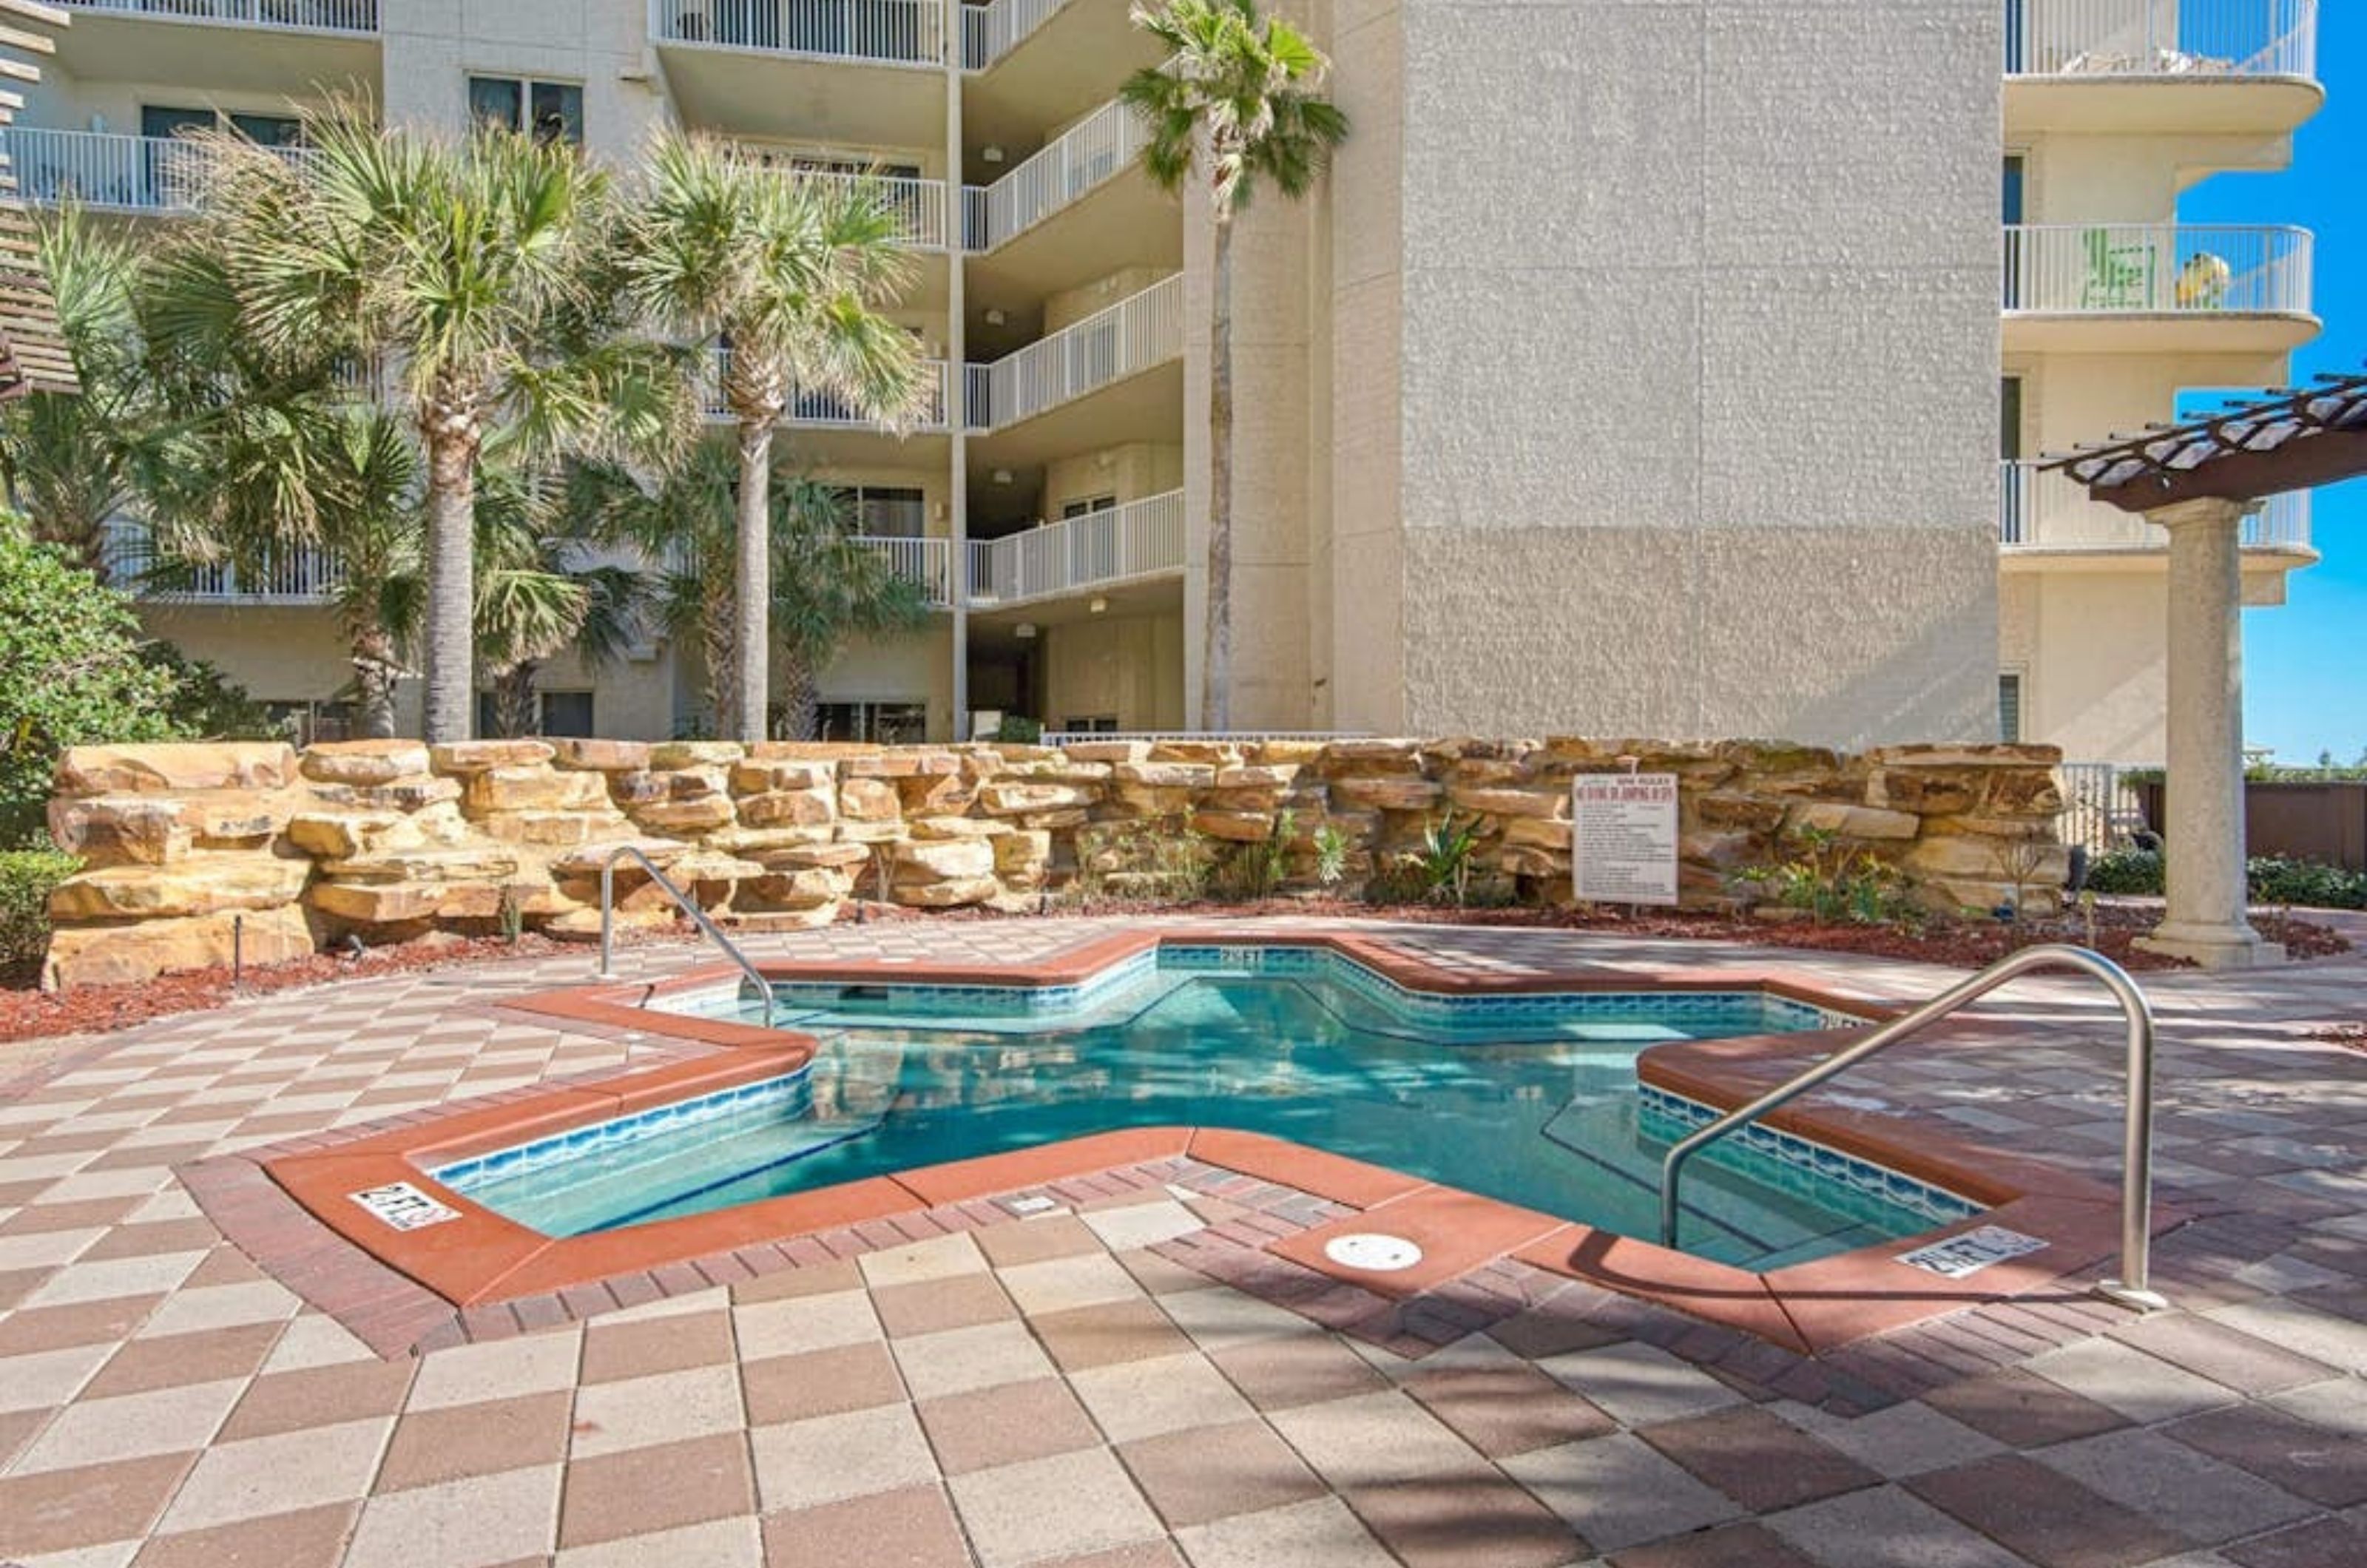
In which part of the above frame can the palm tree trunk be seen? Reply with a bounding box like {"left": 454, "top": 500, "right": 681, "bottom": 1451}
{"left": 422, "top": 418, "right": 482, "bottom": 743}
{"left": 493, "top": 660, "right": 539, "bottom": 737}
{"left": 1201, "top": 213, "right": 1234, "bottom": 734}
{"left": 701, "top": 587, "right": 736, "bottom": 739}
{"left": 351, "top": 623, "right": 400, "bottom": 740}
{"left": 780, "top": 655, "right": 820, "bottom": 743}
{"left": 733, "top": 416, "right": 774, "bottom": 743}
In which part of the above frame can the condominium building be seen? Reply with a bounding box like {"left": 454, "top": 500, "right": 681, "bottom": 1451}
{"left": 6, "top": 1, "right": 2323, "bottom": 760}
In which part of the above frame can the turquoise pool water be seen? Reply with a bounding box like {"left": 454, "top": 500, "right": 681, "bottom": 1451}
{"left": 437, "top": 947, "right": 1977, "bottom": 1269}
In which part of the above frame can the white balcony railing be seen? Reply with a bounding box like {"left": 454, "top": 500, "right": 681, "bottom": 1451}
{"left": 1999, "top": 460, "right": 2314, "bottom": 552}
{"left": 649, "top": 0, "right": 944, "bottom": 67}
{"left": 797, "top": 169, "right": 952, "bottom": 251}
{"left": 854, "top": 535, "right": 953, "bottom": 605}
{"left": 4, "top": 126, "right": 316, "bottom": 214}
{"left": 53, "top": 0, "right": 379, "bottom": 33}
{"left": 2002, "top": 224, "right": 2312, "bottom": 317}
{"left": 968, "top": 98, "right": 1144, "bottom": 251}
{"left": 703, "top": 351, "right": 951, "bottom": 430}
{"left": 966, "top": 272, "right": 1182, "bottom": 431}
{"left": 101, "top": 522, "right": 341, "bottom": 604}
{"left": 968, "top": 489, "right": 1186, "bottom": 605}
{"left": 960, "top": 0, "right": 1071, "bottom": 70}
{"left": 2005, "top": 0, "right": 2317, "bottom": 80}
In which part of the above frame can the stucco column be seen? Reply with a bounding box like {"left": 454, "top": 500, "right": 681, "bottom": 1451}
{"left": 2135, "top": 496, "right": 2284, "bottom": 970}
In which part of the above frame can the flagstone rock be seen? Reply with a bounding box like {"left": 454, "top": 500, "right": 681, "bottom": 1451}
{"left": 428, "top": 740, "right": 554, "bottom": 774}
{"left": 44, "top": 904, "right": 314, "bottom": 989}
{"left": 55, "top": 741, "right": 298, "bottom": 797}
{"left": 50, "top": 856, "right": 312, "bottom": 920}
{"left": 300, "top": 741, "right": 432, "bottom": 786}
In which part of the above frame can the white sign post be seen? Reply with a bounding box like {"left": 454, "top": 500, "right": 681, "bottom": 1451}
{"left": 1573, "top": 774, "right": 1681, "bottom": 908}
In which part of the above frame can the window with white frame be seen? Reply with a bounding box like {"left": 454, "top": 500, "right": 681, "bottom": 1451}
{"left": 467, "top": 75, "right": 584, "bottom": 146}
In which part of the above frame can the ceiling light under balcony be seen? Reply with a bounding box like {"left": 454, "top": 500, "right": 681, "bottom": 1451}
{"left": 984, "top": 308, "right": 1007, "bottom": 327}
{"left": 1089, "top": 597, "right": 1107, "bottom": 615}
{"left": 991, "top": 468, "right": 1014, "bottom": 485}
{"left": 982, "top": 145, "right": 1005, "bottom": 163}
{"left": 1016, "top": 621, "right": 1038, "bottom": 639}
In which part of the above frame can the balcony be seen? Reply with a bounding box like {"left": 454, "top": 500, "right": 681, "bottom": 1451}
{"left": 650, "top": 1, "right": 945, "bottom": 146}
{"left": 965, "top": 273, "right": 1182, "bottom": 460}
{"left": 968, "top": 490, "right": 1184, "bottom": 607}
{"left": 2002, "top": 223, "right": 2315, "bottom": 354}
{"left": 960, "top": 0, "right": 1067, "bottom": 70}
{"left": 703, "top": 352, "right": 951, "bottom": 430}
{"left": 962, "top": 98, "right": 1178, "bottom": 307}
{"left": 962, "top": 0, "right": 1169, "bottom": 172}
{"left": 856, "top": 535, "right": 954, "bottom": 606}
{"left": 6, "top": 127, "right": 316, "bottom": 216}
{"left": 50, "top": 1, "right": 380, "bottom": 95}
{"left": 2005, "top": 1, "right": 2321, "bottom": 135}
{"left": 1998, "top": 460, "right": 2314, "bottom": 556}
{"left": 102, "top": 523, "right": 340, "bottom": 606}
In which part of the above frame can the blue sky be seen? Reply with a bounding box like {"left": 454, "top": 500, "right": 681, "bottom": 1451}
{"left": 2180, "top": 6, "right": 2364, "bottom": 762}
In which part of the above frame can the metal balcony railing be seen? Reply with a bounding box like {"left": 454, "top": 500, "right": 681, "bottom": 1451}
{"left": 703, "top": 351, "right": 951, "bottom": 430}
{"left": 649, "top": 0, "right": 945, "bottom": 67}
{"left": 102, "top": 523, "right": 341, "bottom": 604}
{"left": 967, "top": 489, "right": 1186, "bottom": 606}
{"left": 785, "top": 168, "right": 953, "bottom": 250}
{"left": 1998, "top": 460, "right": 2313, "bottom": 552}
{"left": 960, "top": 0, "right": 1071, "bottom": 70}
{"left": 966, "top": 98, "right": 1145, "bottom": 251}
{"left": 4, "top": 127, "right": 316, "bottom": 214}
{"left": 856, "top": 535, "right": 953, "bottom": 605}
{"left": 53, "top": 0, "right": 379, "bottom": 33}
{"left": 2005, "top": 0, "right": 2317, "bottom": 80}
{"left": 965, "top": 273, "right": 1182, "bottom": 431}
{"left": 2002, "top": 224, "right": 2312, "bottom": 317}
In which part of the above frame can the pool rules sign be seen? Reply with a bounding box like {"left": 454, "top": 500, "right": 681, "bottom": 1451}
{"left": 1572, "top": 774, "right": 1681, "bottom": 907}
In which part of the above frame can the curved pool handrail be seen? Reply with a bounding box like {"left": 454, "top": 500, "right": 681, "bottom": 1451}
{"left": 1656, "top": 944, "right": 2164, "bottom": 1312}
{"left": 593, "top": 844, "right": 776, "bottom": 1030}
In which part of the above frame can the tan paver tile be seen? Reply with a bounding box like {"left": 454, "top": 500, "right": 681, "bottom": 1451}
{"left": 570, "top": 1363, "right": 743, "bottom": 1459}
{"left": 558, "top": 1430, "right": 754, "bottom": 1548}
{"left": 1637, "top": 1404, "right": 1882, "bottom": 1514}
{"left": 1345, "top": 1473, "right": 1585, "bottom": 1568}
{"left": 84, "top": 1323, "right": 285, "bottom": 1399}
{"left": 0, "top": 1451, "right": 195, "bottom": 1558}
{"left": 1079, "top": 1199, "right": 1205, "bottom": 1252}
{"left": 13, "top": 1378, "right": 247, "bottom": 1474}
{"left": 1772, "top": 1397, "right": 2006, "bottom": 1479}
{"left": 1033, "top": 1295, "right": 1194, "bottom": 1372}
{"left": 1072, "top": 1351, "right": 1257, "bottom": 1444}
{"left": 733, "top": 1288, "right": 882, "bottom": 1361}
{"left": 578, "top": 1308, "right": 735, "bottom": 1384}
{"left": 0, "top": 1405, "right": 46, "bottom": 1470}
{"left": 258, "top": 1313, "right": 378, "bottom": 1375}
{"left": 378, "top": 1390, "right": 574, "bottom": 1489}
{"left": 999, "top": 1251, "right": 1143, "bottom": 1317}
{"left": 2161, "top": 1402, "right": 2367, "bottom": 1507}
{"left": 1116, "top": 1418, "right": 1326, "bottom": 1530}
{"left": 2036, "top": 1427, "right": 2317, "bottom": 1547}
{"left": 752, "top": 1402, "right": 939, "bottom": 1511}
{"left": 1172, "top": 1496, "right": 1399, "bottom": 1568}
{"left": 1920, "top": 1366, "right": 2135, "bottom": 1450}
{"left": 405, "top": 1329, "right": 581, "bottom": 1410}
{"left": 1500, "top": 1433, "right": 1741, "bottom": 1554}
{"left": 919, "top": 1376, "right": 1102, "bottom": 1476}
{"left": 156, "top": 1417, "right": 394, "bottom": 1534}
{"left": 873, "top": 1271, "right": 1018, "bottom": 1338}
{"left": 0, "top": 1340, "right": 118, "bottom": 1413}
{"left": 1533, "top": 1342, "right": 1743, "bottom": 1429}
{"left": 555, "top": 1514, "right": 763, "bottom": 1568}
{"left": 19, "top": 1249, "right": 208, "bottom": 1308}
{"left": 1205, "top": 1331, "right": 1392, "bottom": 1412}
{"left": 1265, "top": 1390, "right": 1493, "bottom": 1493}
{"left": 1602, "top": 1520, "right": 1818, "bottom": 1568}
{"left": 974, "top": 1214, "right": 1101, "bottom": 1267}
{"left": 134, "top": 1280, "right": 301, "bottom": 1339}
{"left": 1114, "top": 1246, "right": 1219, "bottom": 1297}
{"left": 742, "top": 1339, "right": 908, "bottom": 1425}
{"left": 0, "top": 1226, "right": 100, "bottom": 1269}
{"left": 857, "top": 1232, "right": 988, "bottom": 1288}
{"left": 760, "top": 1483, "right": 970, "bottom": 1568}
{"left": 129, "top": 1501, "right": 357, "bottom": 1568}
{"left": 733, "top": 1257, "right": 862, "bottom": 1303}
{"left": 2025, "top": 1338, "right": 2243, "bottom": 1424}
{"left": 345, "top": 1461, "right": 562, "bottom": 1568}
{"left": 1161, "top": 1285, "right": 1334, "bottom": 1354}
{"left": 892, "top": 1319, "right": 1056, "bottom": 1401}
{"left": 1039, "top": 1544, "right": 1186, "bottom": 1568}
{"left": 948, "top": 1446, "right": 1164, "bottom": 1568}
{"left": 1760, "top": 1483, "right": 2030, "bottom": 1568}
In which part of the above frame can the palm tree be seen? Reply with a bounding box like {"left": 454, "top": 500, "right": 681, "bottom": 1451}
{"left": 1122, "top": 0, "right": 1345, "bottom": 732}
{"left": 0, "top": 205, "right": 150, "bottom": 578}
{"left": 183, "top": 104, "right": 689, "bottom": 743}
{"left": 621, "top": 130, "right": 928, "bottom": 742}
{"left": 563, "top": 450, "right": 928, "bottom": 739}
{"left": 473, "top": 466, "right": 645, "bottom": 738}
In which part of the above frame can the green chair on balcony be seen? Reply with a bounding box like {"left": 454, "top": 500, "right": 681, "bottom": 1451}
{"left": 2081, "top": 229, "right": 2153, "bottom": 310}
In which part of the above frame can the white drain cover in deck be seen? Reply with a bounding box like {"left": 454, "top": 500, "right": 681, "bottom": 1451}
{"left": 1324, "top": 1233, "right": 1424, "bottom": 1273}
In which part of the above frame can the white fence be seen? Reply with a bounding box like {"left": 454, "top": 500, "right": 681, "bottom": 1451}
{"left": 54, "top": 0, "right": 379, "bottom": 32}
{"left": 6, "top": 126, "right": 315, "bottom": 214}
{"left": 968, "top": 98, "right": 1145, "bottom": 251}
{"left": 959, "top": 0, "right": 1070, "bottom": 69}
{"left": 968, "top": 490, "right": 1186, "bottom": 606}
{"left": 102, "top": 523, "right": 340, "bottom": 604}
{"left": 2059, "top": 762, "right": 2155, "bottom": 853}
{"left": 966, "top": 273, "right": 1182, "bottom": 431}
{"left": 2005, "top": 0, "right": 2316, "bottom": 78}
{"left": 649, "top": 0, "right": 944, "bottom": 66}
{"left": 2002, "top": 223, "right": 2313, "bottom": 316}
{"left": 1999, "top": 461, "right": 2314, "bottom": 552}
{"left": 854, "top": 535, "right": 952, "bottom": 605}
{"left": 704, "top": 351, "right": 950, "bottom": 430}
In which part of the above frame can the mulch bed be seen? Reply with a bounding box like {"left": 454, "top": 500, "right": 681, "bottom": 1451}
{"left": 0, "top": 898, "right": 2349, "bottom": 1053}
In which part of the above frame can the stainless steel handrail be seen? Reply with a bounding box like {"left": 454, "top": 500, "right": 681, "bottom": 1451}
{"left": 1658, "top": 944, "right": 2165, "bottom": 1312}
{"left": 592, "top": 844, "right": 776, "bottom": 1029}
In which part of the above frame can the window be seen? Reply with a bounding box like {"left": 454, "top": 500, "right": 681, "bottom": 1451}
{"left": 1060, "top": 496, "right": 1117, "bottom": 520}
{"left": 475, "top": 689, "right": 595, "bottom": 738}
{"left": 1061, "top": 716, "right": 1120, "bottom": 734}
{"left": 2002, "top": 155, "right": 2025, "bottom": 226}
{"left": 1999, "top": 674, "right": 2024, "bottom": 744}
{"left": 828, "top": 485, "right": 927, "bottom": 538}
{"left": 468, "top": 75, "right": 584, "bottom": 146}
{"left": 2002, "top": 155, "right": 2027, "bottom": 308}
{"left": 1999, "top": 376, "right": 2027, "bottom": 543}
{"left": 816, "top": 700, "right": 928, "bottom": 744}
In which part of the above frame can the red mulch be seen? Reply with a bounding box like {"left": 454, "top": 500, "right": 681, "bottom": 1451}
{"left": 0, "top": 898, "right": 2349, "bottom": 1052}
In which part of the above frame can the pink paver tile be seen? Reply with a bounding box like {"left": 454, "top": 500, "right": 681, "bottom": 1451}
{"left": 1904, "top": 1453, "right": 2191, "bottom": 1568}
{"left": 578, "top": 1308, "right": 735, "bottom": 1383}
{"left": 1604, "top": 1521, "right": 1821, "bottom": 1568}
{"left": 377, "top": 1390, "right": 574, "bottom": 1490}
{"left": 1343, "top": 1474, "right": 1586, "bottom": 1568}
{"left": 1919, "top": 1366, "right": 2130, "bottom": 1450}
{"left": 558, "top": 1432, "right": 755, "bottom": 1549}
{"left": 1032, "top": 1296, "right": 1195, "bottom": 1372}
{"left": 1209, "top": 1331, "right": 1391, "bottom": 1410}
{"left": 760, "top": 1484, "right": 970, "bottom": 1568}
{"left": 1635, "top": 1404, "right": 1883, "bottom": 1513}
{"left": 872, "top": 1271, "right": 1018, "bottom": 1338}
{"left": 1116, "top": 1418, "right": 1327, "bottom": 1529}
{"left": 0, "top": 1450, "right": 196, "bottom": 1557}
{"left": 84, "top": 1322, "right": 286, "bottom": 1398}
{"left": 973, "top": 1214, "right": 1102, "bottom": 1267}
{"left": 917, "top": 1376, "right": 1103, "bottom": 1476}
{"left": 218, "top": 1357, "right": 417, "bottom": 1441}
{"left": 1400, "top": 1360, "right": 1618, "bottom": 1459}
{"left": 741, "top": 1339, "right": 908, "bottom": 1425}
{"left": 130, "top": 1500, "right": 358, "bottom": 1568}
{"left": 0, "top": 1291, "right": 163, "bottom": 1355}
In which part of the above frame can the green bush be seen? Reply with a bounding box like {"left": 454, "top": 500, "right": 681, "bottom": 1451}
{"left": 0, "top": 848, "right": 78, "bottom": 983}
{"left": 2085, "top": 848, "right": 2164, "bottom": 896}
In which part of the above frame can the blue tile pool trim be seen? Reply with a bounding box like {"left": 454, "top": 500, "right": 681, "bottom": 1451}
{"left": 432, "top": 1070, "right": 814, "bottom": 1193}
{"left": 1636, "top": 1084, "right": 1985, "bottom": 1230}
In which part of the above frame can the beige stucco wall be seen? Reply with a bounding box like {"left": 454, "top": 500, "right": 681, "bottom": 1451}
{"left": 1043, "top": 610, "right": 1186, "bottom": 731}
{"left": 1044, "top": 266, "right": 1170, "bottom": 334}
{"left": 1043, "top": 442, "right": 1182, "bottom": 517}
{"left": 379, "top": 0, "right": 669, "bottom": 166}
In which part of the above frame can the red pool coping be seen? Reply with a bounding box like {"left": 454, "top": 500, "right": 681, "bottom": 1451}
{"left": 251, "top": 930, "right": 2154, "bottom": 1355}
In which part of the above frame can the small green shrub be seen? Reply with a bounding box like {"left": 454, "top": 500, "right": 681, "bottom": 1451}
{"left": 1080, "top": 818, "right": 1213, "bottom": 903}
{"left": 1311, "top": 822, "right": 1351, "bottom": 888}
{"left": 1366, "top": 811, "right": 1490, "bottom": 907}
{"left": 2246, "top": 856, "right": 2367, "bottom": 910}
{"left": 993, "top": 714, "right": 1044, "bottom": 745}
{"left": 0, "top": 848, "right": 78, "bottom": 984}
{"left": 1212, "top": 809, "right": 1296, "bottom": 903}
{"left": 1767, "top": 826, "right": 1922, "bottom": 926}
{"left": 2086, "top": 848, "right": 2165, "bottom": 896}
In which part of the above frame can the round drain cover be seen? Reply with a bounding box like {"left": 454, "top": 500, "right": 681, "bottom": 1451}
{"left": 1323, "top": 1233, "right": 1424, "bottom": 1273}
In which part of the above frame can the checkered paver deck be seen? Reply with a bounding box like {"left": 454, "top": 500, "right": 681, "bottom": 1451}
{"left": 0, "top": 916, "right": 2363, "bottom": 1567}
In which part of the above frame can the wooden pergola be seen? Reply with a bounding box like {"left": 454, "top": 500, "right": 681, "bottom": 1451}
{"left": 0, "top": 0, "right": 75, "bottom": 402}
{"left": 2044, "top": 369, "right": 2367, "bottom": 968}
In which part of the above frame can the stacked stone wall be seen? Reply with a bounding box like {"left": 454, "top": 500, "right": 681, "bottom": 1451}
{"left": 40, "top": 736, "right": 2068, "bottom": 989}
